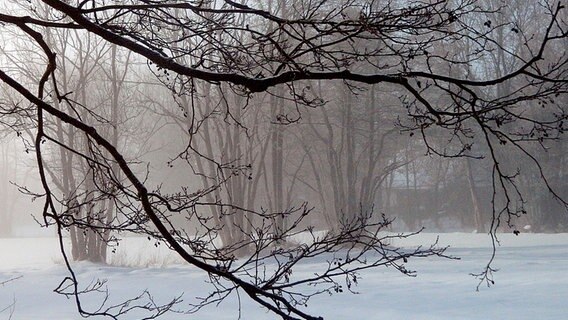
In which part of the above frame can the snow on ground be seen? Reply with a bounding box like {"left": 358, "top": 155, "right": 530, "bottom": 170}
{"left": 1, "top": 233, "right": 567, "bottom": 319}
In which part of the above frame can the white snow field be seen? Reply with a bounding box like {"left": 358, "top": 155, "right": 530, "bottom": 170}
{"left": 1, "top": 233, "right": 567, "bottom": 320}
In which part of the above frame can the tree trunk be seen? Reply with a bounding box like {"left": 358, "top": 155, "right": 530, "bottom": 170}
{"left": 466, "top": 157, "right": 485, "bottom": 232}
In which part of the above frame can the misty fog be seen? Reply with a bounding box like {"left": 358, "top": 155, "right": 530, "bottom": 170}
{"left": 0, "top": 0, "right": 566, "bottom": 319}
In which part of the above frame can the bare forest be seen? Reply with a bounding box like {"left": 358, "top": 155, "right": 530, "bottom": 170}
{"left": 0, "top": 1, "right": 566, "bottom": 319}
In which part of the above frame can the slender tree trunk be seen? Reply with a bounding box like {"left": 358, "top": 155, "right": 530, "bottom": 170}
{"left": 344, "top": 87, "right": 357, "bottom": 221}
{"left": 466, "top": 157, "right": 485, "bottom": 232}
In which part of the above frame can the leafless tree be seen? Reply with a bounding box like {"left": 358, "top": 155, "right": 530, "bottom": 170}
{"left": 0, "top": 0, "right": 566, "bottom": 319}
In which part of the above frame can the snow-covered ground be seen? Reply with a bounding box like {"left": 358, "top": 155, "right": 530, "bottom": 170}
{"left": 1, "top": 233, "right": 567, "bottom": 319}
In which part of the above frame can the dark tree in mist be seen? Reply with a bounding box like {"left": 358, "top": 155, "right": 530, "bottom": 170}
{"left": 0, "top": 0, "right": 566, "bottom": 319}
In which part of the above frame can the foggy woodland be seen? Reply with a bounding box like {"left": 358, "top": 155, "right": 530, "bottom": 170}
{"left": 0, "top": 0, "right": 566, "bottom": 319}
